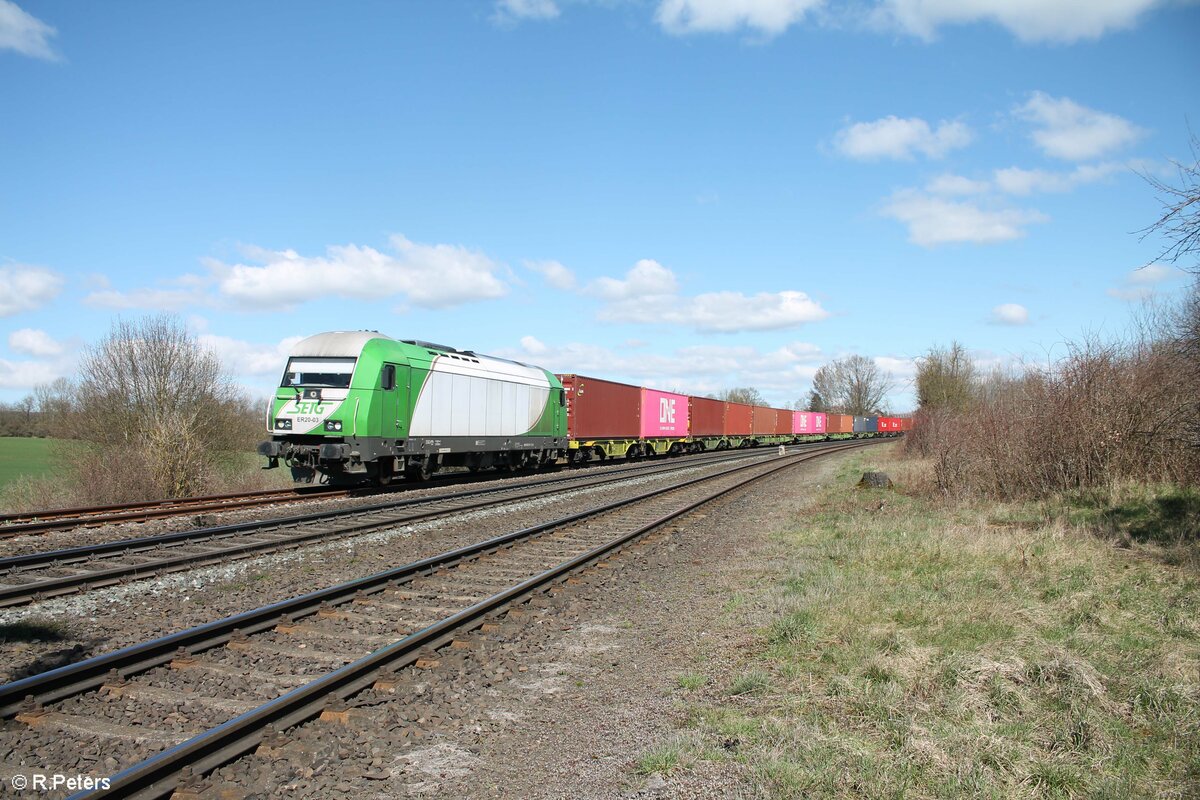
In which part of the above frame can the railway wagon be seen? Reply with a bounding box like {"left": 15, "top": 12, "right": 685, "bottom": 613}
{"left": 793, "top": 411, "right": 826, "bottom": 436}
{"left": 853, "top": 416, "right": 879, "bottom": 434}
{"left": 689, "top": 396, "right": 725, "bottom": 437}
{"left": 259, "top": 332, "right": 567, "bottom": 484}
{"left": 826, "top": 414, "right": 854, "bottom": 434}
{"left": 557, "top": 375, "right": 694, "bottom": 460}
{"left": 558, "top": 374, "right": 640, "bottom": 439}
{"left": 724, "top": 402, "right": 753, "bottom": 436}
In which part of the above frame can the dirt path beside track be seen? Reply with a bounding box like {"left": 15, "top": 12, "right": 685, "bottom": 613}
{"left": 374, "top": 445, "right": 870, "bottom": 799}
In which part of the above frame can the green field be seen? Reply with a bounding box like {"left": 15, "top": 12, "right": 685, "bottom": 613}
{"left": 0, "top": 437, "right": 70, "bottom": 488}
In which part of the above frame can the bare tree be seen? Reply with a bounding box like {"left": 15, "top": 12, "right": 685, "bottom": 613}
{"left": 915, "top": 341, "right": 977, "bottom": 411}
{"left": 811, "top": 355, "right": 892, "bottom": 416}
{"left": 1139, "top": 131, "right": 1200, "bottom": 273}
{"left": 796, "top": 389, "right": 827, "bottom": 413}
{"left": 718, "top": 386, "right": 766, "bottom": 406}
{"left": 71, "top": 315, "right": 246, "bottom": 499}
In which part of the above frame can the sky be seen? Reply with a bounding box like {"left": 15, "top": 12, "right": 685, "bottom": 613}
{"left": 1, "top": 0, "right": 1198, "bottom": 412}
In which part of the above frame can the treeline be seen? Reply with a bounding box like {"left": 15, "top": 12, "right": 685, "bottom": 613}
{"left": 908, "top": 289, "right": 1200, "bottom": 498}
{"left": 0, "top": 398, "right": 52, "bottom": 438}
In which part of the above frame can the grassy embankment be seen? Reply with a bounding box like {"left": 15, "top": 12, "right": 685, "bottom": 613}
{"left": 0, "top": 437, "right": 290, "bottom": 511}
{"left": 655, "top": 448, "right": 1199, "bottom": 798}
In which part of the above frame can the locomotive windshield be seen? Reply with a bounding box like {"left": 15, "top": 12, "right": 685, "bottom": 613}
{"left": 281, "top": 357, "right": 356, "bottom": 388}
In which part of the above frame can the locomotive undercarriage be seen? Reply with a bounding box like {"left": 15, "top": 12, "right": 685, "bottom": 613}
{"left": 258, "top": 435, "right": 567, "bottom": 486}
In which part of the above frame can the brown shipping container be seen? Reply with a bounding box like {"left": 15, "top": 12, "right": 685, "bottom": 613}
{"left": 771, "top": 407, "right": 792, "bottom": 435}
{"left": 723, "top": 402, "right": 753, "bottom": 435}
{"left": 826, "top": 413, "right": 854, "bottom": 434}
{"left": 689, "top": 396, "right": 725, "bottom": 436}
{"left": 557, "top": 374, "right": 641, "bottom": 440}
{"left": 751, "top": 406, "right": 775, "bottom": 435}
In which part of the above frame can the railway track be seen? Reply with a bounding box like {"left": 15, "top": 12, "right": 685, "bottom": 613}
{"left": 0, "top": 443, "right": 834, "bottom": 608}
{"left": 0, "top": 438, "right": 861, "bottom": 538}
{"left": 0, "top": 438, "right": 877, "bottom": 799}
{"left": 0, "top": 487, "right": 346, "bottom": 538}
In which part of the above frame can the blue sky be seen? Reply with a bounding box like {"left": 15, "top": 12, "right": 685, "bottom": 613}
{"left": 1, "top": 0, "right": 1197, "bottom": 411}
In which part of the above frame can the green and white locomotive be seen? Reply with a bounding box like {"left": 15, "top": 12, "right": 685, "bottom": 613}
{"left": 258, "top": 332, "right": 568, "bottom": 485}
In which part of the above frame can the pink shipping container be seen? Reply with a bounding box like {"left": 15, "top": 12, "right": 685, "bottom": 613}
{"left": 689, "top": 396, "right": 725, "bottom": 436}
{"left": 793, "top": 411, "right": 827, "bottom": 435}
{"left": 723, "top": 402, "right": 753, "bottom": 436}
{"left": 640, "top": 389, "right": 689, "bottom": 438}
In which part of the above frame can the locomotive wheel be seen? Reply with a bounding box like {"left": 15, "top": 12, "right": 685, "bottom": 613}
{"left": 405, "top": 459, "right": 433, "bottom": 481}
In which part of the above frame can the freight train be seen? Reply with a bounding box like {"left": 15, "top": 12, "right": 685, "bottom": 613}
{"left": 257, "top": 331, "right": 908, "bottom": 485}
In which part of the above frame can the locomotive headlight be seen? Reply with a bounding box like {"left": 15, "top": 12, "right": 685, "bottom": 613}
{"left": 275, "top": 418, "right": 292, "bottom": 430}
{"left": 324, "top": 420, "right": 343, "bottom": 432}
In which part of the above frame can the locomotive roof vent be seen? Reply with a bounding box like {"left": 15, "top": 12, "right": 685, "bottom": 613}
{"left": 400, "top": 339, "right": 459, "bottom": 353}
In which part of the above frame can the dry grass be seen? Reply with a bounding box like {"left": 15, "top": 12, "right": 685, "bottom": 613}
{"left": 680, "top": 450, "right": 1200, "bottom": 798}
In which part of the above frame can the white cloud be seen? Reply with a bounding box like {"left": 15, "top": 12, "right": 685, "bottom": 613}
{"left": 588, "top": 259, "right": 679, "bottom": 300}
{"left": 0, "top": 357, "right": 63, "bottom": 389}
{"left": 524, "top": 259, "right": 577, "bottom": 291}
{"left": 502, "top": 337, "right": 828, "bottom": 404}
{"left": 85, "top": 286, "right": 209, "bottom": 311}
{"left": 0, "top": 264, "right": 64, "bottom": 317}
{"left": 8, "top": 328, "right": 63, "bottom": 357}
{"left": 989, "top": 303, "right": 1030, "bottom": 325}
{"left": 1107, "top": 263, "right": 1187, "bottom": 300}
{"left": 993, "top": 162, "right": 1124, "bottom": 195}
{"left": 834, "top": 116, "right": 971, "bottom": 161}
{"left": 519, "top": 335, "right": 550, "bottom": 356}
{"left": 586, "top": 260, "right": 829, "bottom": 332}
{"left": 0, "top": 0, "right": 58, "bottom": 60}
{"left": 493, "top": 0, "right": 560, "bottom": 22}
{"left": 882, "top": 190, "right": 1048, "bottom": 246}
{"left": 875, "top": 0, "right": 1165, "bottom": 43}
{"left": 214, "top": 235, "right": 508, "bottom": 310}
{"left": 656, "top": 0, "right": 825, "bottom": 36}
{"left": 926, "top": 174, "right": 990, "bottom": 195}
{"left": 1128, "top": 263, "right": 1182, "bottom": 284}
{"left": 1016, "top": 92, "right": 1145, "bottom": 161}
{"left": 196, "top": 334, "right": 305, "bottom": 377}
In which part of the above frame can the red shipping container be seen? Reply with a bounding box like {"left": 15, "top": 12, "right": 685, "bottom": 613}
{"left": 689, "top": 396, "right": 725, "bottom": 436}
{"left": 640, "top": 388, "right": 689, "bottom": 438}
{"left": 723, "top": 402, "right": 753, "bottom": 436}
{"left": 771, "top": 407, "right": 792, "bottom": 434}
{"left": 751, "top": 405, "right": 776, "bottom": 435}
{"left": 558, "top": 374, "right": 640, "bottom": 439}
{"left": 826, "top": 413, "right": 854, "bottom": 434}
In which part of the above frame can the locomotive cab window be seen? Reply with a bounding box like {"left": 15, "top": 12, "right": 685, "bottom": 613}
{"left": 381, "top": 364, "right": 396, "bottom": 391}
{"left": 281, "top": 357, "right": 356, "bottom": 389}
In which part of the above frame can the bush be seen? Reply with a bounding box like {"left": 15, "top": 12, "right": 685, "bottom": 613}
{"left": 912, "top": 290, "right": 1200, "bottom": 499}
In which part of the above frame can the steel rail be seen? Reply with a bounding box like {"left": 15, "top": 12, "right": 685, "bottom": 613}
{"left": 73, "top": 439, "right": 876, "bottom": 799}
{"left": 0, "top": 438, "right": 862, "bottom": 537}
{"left": 0, "top": 439, "right": 874, "bottom": 720}
{"left": 0, "top": 444, "right": 825, "bottom": 607}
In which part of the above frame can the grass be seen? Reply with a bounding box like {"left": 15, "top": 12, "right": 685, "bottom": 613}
{"left": 0, "top": 437, "right": 75, "bottom": 488}
{"left": 679, "top": 451, "right": 1200, "bottom": 799}
{"left": 635, "top": 743, "right": 683, "bottom": 776}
